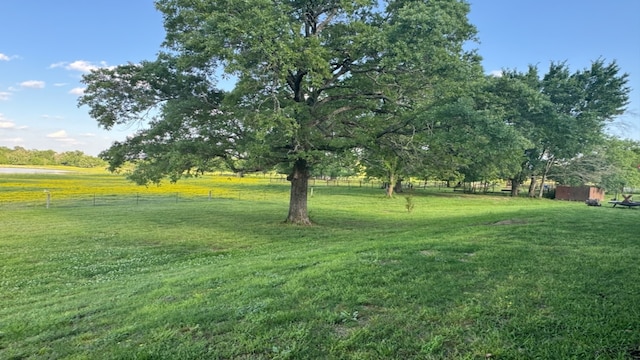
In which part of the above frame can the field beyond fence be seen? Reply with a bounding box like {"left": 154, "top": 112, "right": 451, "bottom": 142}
{"left": 0, "top": 169, "right": 288, "bottom": 209}
{"left": 0, "top": 167, "right": 511, "bottom": 209}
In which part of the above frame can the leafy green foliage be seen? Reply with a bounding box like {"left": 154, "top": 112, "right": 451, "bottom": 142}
{"left": 476, "top": 61, "right": 630, "bottom": 195}
{"left": 404, "top": 193, "right": 415, "bottom": 213}
{"left": 79, "top": 0, "right": 481, "bottom": 223}
{"left": 79, "top": 54, "right": 233, "bottom": 183}
{"left": 0, "top": 146, "right": 105, "bottom": 167}
{"left": 564, "top": 136, "right": 640, "bottom": 192}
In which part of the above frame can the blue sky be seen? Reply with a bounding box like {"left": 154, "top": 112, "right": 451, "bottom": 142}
{"left": 1, "top": 0, "right": 638, "bottom": 156}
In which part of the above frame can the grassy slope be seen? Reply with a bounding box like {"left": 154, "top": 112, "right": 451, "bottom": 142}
{"left": 1, "top": 172, "right": 639, "bottom": 359}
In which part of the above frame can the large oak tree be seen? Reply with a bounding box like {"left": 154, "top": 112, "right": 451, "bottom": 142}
{"left": 79, "top": 0, "right": 479, "bottom": 224}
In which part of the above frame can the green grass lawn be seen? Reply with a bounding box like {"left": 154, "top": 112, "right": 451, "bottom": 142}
{"left": 1, "top": 173, "right": 639, "bottom": 359}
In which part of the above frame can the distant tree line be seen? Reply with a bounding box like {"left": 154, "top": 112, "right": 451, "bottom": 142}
{"left": 0, "top": 146, "right": 106, "bottom": 168}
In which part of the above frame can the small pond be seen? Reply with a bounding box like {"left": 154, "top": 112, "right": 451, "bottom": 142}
{"left": 0, "top": 167, "right": 72, "bottom": 174}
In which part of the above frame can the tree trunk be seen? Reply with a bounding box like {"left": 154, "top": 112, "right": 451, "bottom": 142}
{"left": 394, "top": 178, "right": 403, "bottom": 194}
{"left": 528, "top": 176, "right": 537, "bottom": 197}
{"left": 510, "top": 179, "right": 521, "bottom": 197}
{"left": 537, "top": 174, "right": 547, "bottom": 198}
{"left": 386, "top": 173, "right": 395, "bottom": 198}
{"left": 286, "top": 159, "right": 312, "bottom": 225}
{"left": 537, "top": 159, "right": 553, "bottom": 198}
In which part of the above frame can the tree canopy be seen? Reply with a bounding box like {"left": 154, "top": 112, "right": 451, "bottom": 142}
{"left": 474, "top": 61, "right": 630, "bottom": 197}
{"left": 79, "top": 0, "right": 481, "bottom": 224}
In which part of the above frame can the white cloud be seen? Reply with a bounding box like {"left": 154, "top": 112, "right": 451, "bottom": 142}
{"left": 20, "top": 80, "right": 46, "bottom": 89}
{"left": 51, "top": 60, "right": 112, "bottom": 73}
{"left": 0, "top": 114, "right": 27, "bottom": 130}
{"left": 0, "top": 114, "right": 13, "bottom": 128}
{"left": 46, "top": 130, "right": 80, "bottom": 145}
{"left": 69, "top": 87, "right": 85, "bottom": 95}
{"left": 489, "top": 70, "right": 504, "bottom": 78}
{"left": 0, "top": 121, "right": 16, "bottom": 129}
{"left": 80, "top": 132, "right": 97, "bottom": 137}
{"left": 54, "top": 83, "right": 68, "bottom": 87}
{"left": 68, "top": 60, "right": 100, "bottom": 72}
{"left": 0, "top": 53, "right": 9, "bottom": 61}
{"left": 0, "top": 92, "right": 11, "bottom": 101}
{"left": 41, "top": 114, "right": 64, "bottom": 120}
{"left": 47, "top": 130, "right": 68, "bottom": 138}
{"left": 49, "top": 61, "right": 66, "bottom": 69}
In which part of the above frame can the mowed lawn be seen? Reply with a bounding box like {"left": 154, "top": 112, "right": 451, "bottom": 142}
{"left": 1, "top": 172, "right": 639, "bottom": 359}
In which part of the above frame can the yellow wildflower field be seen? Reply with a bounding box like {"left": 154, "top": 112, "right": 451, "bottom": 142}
{"left": 0, "top": 166, "right": 290, "bottom": 205}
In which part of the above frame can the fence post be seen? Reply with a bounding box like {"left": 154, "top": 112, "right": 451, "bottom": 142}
{"left": 209, "top": 190, "right": 212, "bottom": 201}
{"left": 44, "top": 190, "right": 50, "bottom": 209}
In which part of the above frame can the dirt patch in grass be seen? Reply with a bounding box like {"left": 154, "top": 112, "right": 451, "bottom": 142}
{"left": 419, "top": 250, "right": 438, "bottom": 256}
{"left": 459, "top": 253, "right": 476, "bottom": 262}
{"left": 333, "top": 305, "right": 378, "bottom": 338}
{"left": 489, "top": 219, "right": 528, "bottom": 226}
{"left": 334, "top": 323, "right": 356, "bottom": 338}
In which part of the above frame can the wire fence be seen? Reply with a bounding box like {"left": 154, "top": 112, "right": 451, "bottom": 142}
{"left": 0, "top": 191, "right": 243, "bottom": 210}
{"left": 2, "top": 174, "right": 574, "bottom": 211}
{"left": 0, "top": 190, "right": 292, "bottom": 211}
{"left": 0, "top": 179, "right": 515, "bottom": 211}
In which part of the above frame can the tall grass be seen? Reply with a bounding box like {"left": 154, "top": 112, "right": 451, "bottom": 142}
{"left": 1, "top": 169, "right": 639, "bottom": 359}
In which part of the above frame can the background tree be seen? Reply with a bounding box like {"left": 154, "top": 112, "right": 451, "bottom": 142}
{"left": 433, "top": 94, "right": 529, "bottom": 192}
{"left": 80, "top": 0, "right": 479, "bottom": 224}
{"left": 0, "top": 147, "right": 104, "bottom": 167}
{"left": 56, "top": 151, "right": 107, "bottom": 168}
{"left": 529, "top": 60, "right": 629, "bottom": 196}
{"left": 481, "top": 61, "right": 629, "bottom": 197}
{"left": 362, "top": 131, "right": 429, "bottom": 197}
{"left": 468, "top": 73, "right": 543, "bottom": 196}
{"left": 310, "top": 151, "right": 361, "bottom": 179}
{"left": 5, "top": 146, "right": 32, "bottom": 165}
{"left": 577, "top": 137, "right": 640, "bottom": 194}
{"left": 0, "top": 146, "right": 9, "bottom": 164}
{"left": 549, "top": 146, "right": 617, "bottom": 187}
